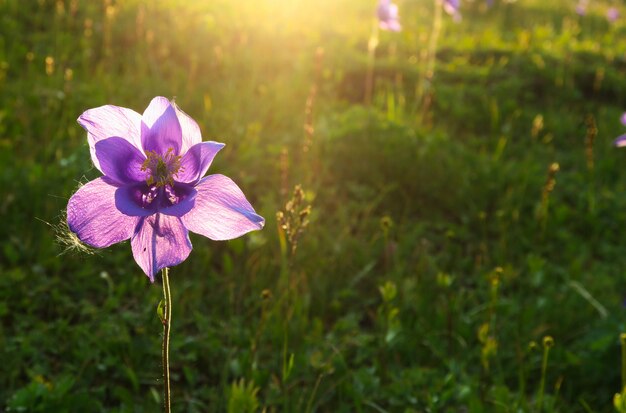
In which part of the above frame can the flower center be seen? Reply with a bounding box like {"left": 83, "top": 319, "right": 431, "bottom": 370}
{"left": 138, "top": 184, "right": 184, "bottom": 208}
{"left": 140, "top": 148, "right": 183, "bottom": 187}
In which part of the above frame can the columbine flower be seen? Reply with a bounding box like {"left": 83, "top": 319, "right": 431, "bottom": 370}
{"left": 67, "top": 97, "right": 265, "bottom": 281}
{"left": 443, "top": 0, "right": 462, "bottom": 22}
{"left": 377, "top": 0, "right": 402, "bottom": 32}
{"left": 607, "top": 7, "right": 620, "bottom": 22}
{"left": 613, "top": 112, "right": 626, "bottom": 147}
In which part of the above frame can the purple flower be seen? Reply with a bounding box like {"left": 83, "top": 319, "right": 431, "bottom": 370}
{"left": 575, "top": 0, "right": 588, "bottom": 15}
{"left": 443, "top": 0, "right": 462, "bottom": 22}
{"left": 67, "top": 97, "right": 265, "bottom": 281}
{"left": 377, "top": 0, "right": 401, "bottom": 32}
{"left": 614, "top": 112, "right": 626, "bottom": 147}
{"left": 607, "top": 7, "right": 620, "bottom": 22}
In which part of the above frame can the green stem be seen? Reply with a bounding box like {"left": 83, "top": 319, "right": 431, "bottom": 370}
{"left": 365, "top": 20, "right": 379, "bottom": 106}
{"left": 619, "top": 333, "right": 626, "bottom": 392}
{"left": 162, "top": 267, "right": 172, "bottom": 413}
{"left": 304, "top": 373, "right": 324, "bottom": 413}
{"left": 537, "top": 336, "right": 553, "bottom": 413}
{"left": 537, "top": 351, "right": 547, "bottom": 412}
{"left": 419, "top": 0, "right": 443, "bottom": 123}
{"left": 426, "top": 0, "right": 443, "bottom": 82}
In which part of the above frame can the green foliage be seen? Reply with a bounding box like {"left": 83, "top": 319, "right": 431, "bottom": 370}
{"left": 6, "top": 376, "right": 98, "bottom": 413}
{"left": 615, "top": 388, "right": 626, "bottom": 413}
{"left": 227, "top": 379, "right": 260, "bottom": 413}
{"left": 4, "top": 0, "right": 626, "bottom": 411}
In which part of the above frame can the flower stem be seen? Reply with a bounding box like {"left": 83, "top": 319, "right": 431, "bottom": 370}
{"left": 365, "top": 20, "right": 379, "bottom": 106}
{"left": 537, "top": 336, "right": 553, "bottom": 413}
{"left": 619, "top": 333, "right": 626, "bottom": 391}
{"left": 419, "top": 0, "right": 442, "bottom": 122}
{"left": 162, "top": 267, "right": 172, "bottom": 413}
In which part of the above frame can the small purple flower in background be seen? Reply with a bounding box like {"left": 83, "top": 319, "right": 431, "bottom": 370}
{"left": 607, "top": 7, "right": 620, "bottom": 22}
{"left": 613, "top": 113, "right": 626, "bottom": 147}
{"left": 576, "top": 0, "right": 589, "bottom": 16}
{"left": 377, "top": 0, "right": 401, "bottom": 32}
{"left": 67, "top": 97, "right": 265, "bottom": 280}
{"left": 443, "top": 0, "right": 462, "bottom": 22}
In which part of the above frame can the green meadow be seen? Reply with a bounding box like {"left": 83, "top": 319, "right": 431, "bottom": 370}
{"left": 3, "top": 0, "right": 626, "bottom": 411}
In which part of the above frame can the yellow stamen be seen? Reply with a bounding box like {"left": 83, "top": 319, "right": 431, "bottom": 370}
{"left": 140, "top": 148, "right": 182, "bottom": 187}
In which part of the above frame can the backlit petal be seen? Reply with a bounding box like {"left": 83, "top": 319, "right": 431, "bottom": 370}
{"left": 177, "top": 141, "right": 225, "bottom": 184}
{"left": 173, "top": 102, "right": 203, "bottom": 154}
{"left": 615, "top": 134, "right": 626, "bottom": 147}
{"left": 131, "top": 213, "right": 192, "bottom": 281}
{"left": 385, "top": 21, "right": 402, "bottom": 31}
{"left": 389, "top": 3, "right": 398, "bottom": 18}
{"left": 141, "top": 97, "right": 183, "bottom": 155}
{"left": 67, "top": 177, "right": 139, "bottom": 248}
{"left": 78, "top": 105, "right": 143, "bottom": 172}
{"left": 95, "top": 137, "right": 147, "bottom": 184}
{"left": 181, "top": 174, "right": 265, "bottom": 241}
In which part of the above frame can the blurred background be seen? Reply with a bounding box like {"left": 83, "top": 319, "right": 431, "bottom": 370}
{"left": 3, "top": 0, "right": 626, "bottom": 411}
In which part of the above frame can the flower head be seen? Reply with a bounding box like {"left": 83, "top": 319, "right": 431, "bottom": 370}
{"left": 613, "top": 112, "right": 626, "bottom": 147}
{"left": 607, "top": 7, "right": 620, "bottom": 22}
{"left": 443, "top": 0, "right": 462, "bottom": 22}
{"left": 377, "top": 0, "right": 402, "bottom": 32}
{"left": 575, "top": 0, "right": 588, "bottom": 16}
{"left": 67, "top": 97, "right": 265, "bottom": 281}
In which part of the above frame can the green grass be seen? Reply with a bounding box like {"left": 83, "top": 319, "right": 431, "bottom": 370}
{"left": 3, "top": 0, "right": 626, "bottom": 411}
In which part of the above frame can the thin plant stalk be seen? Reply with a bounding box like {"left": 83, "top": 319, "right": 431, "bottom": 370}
{"left": 277, "top": 218, "right": 291, "bottom": 411}
{"left": 621, "top": 333, "right": 626, "bottom": 391}
{"left": 304, "top": 373, "right": 325, "bottom": 413}
{"left": 538, "top": 163, "right": 560, "bottom": 234}
{"left": 537, "top": 336, "right": 554, "bottom": 413}
{"left": 426, "top": 0, "right": 443, "bottom": 82}
{"left": 162, "top": 267, "right": 172, "bottom": 413}
{"left": 420, "top": 0, "right": 443, "bottom": 121}
{"left": 584, "top": 115, "right": 597, "bottom": 214}
{"left": 365, "top": 21, "right": 379, "bottom": 106}
{"left": 276, "top": 186, "right": 311, "bottom": 410}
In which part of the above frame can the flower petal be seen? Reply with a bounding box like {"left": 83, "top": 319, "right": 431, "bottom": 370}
{"left": 386, "top": 21, "right": 402, "bottom": 31}
{"left": 615, "top": 134, "right": 626, "bottom": 147}
{"left": 67, "top": 177, "right": 140, "bottom": 248}
{"left": 95, "top": 137, "right": 147, "bottom": 184}
{"left": 443, "top": 0, "right": 460, "bottom": 15}
{"left": 177, "top": 141, "right": 225, "bottom": 183}
{"left": 141, "top": 97, "right": 183, "bottom": 155}
{"left": 181, "top": 174, "right": 265, "bottom": 241}
{"left": 389, "top": 3, "right": 398, "bottom": 18}
{"left": 131, "top": 213, "right": 192, "bottom": 281}
{"left": 77, "top": 105, "right": 143, "bottom": 172}
{"left": 621, "top": 112, "right": 626, "bottom": 126}
{"left": 173, "top": 102, "right": 203, "bottom": 154}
